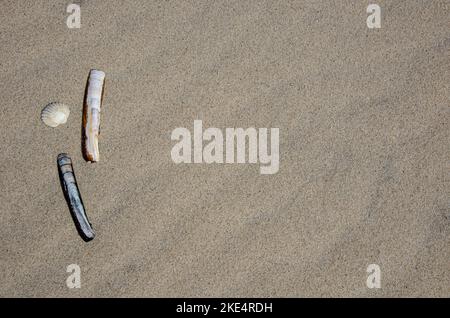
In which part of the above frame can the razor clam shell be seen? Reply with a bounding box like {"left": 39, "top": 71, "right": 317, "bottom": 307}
{"left": 82, "top": 69, "right": 105, "bottom": 162}
{"left": 41, "top": 102, "right": 70, "bottom": 127}
{"left": 57, "top": 153, "right": 95, "bottom": 241}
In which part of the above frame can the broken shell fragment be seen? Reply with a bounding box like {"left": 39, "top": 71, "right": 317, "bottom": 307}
{"left": 41, "top": 102, "right": 70, "bottom": 127}
{"left": 57, "top": 153, "right": 95, "bottom": 242}
{"left": 82, "top": 69, "right": 105, "bottom": 162}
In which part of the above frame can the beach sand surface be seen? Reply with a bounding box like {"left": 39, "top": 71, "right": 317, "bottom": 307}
{"left": 0, "top": 0, "right": 449, "bottom": 297}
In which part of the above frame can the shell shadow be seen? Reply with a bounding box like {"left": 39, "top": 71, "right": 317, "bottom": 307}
{"left": 81, "top": 73, "right": 90, "bottom": 162}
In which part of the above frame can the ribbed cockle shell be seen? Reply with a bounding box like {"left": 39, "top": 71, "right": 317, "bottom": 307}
{"left": 41, "top": 102, "right": 70, "bottom": 128}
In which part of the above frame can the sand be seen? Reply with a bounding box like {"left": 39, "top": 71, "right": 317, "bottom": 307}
{"left": 0, "top": 0, "right": 449, "bottom": 297}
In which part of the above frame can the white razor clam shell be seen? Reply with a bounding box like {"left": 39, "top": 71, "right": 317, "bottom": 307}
{"left": 82, "top": 69, "right": 105, "bottom": 162}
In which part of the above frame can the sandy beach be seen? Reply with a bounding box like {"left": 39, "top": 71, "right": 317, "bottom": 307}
{"left": 0, "top": 0, "right": 449, "bottom": 297}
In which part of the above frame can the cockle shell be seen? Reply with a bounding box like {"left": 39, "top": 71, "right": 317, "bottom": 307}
{"left": 41, "top": 102, "right": 70, "bottom": 127}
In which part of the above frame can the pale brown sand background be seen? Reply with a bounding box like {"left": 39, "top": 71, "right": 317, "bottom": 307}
{"left": 0, "top": 0, "right": 449, "bottom": 297}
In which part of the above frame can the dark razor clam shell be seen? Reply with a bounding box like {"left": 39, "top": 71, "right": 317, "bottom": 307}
{"left": 57, "top": 153, "right": 95, "bottom": 242}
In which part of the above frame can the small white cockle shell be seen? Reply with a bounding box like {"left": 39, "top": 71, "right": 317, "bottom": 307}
{"left": 41, "top": 102, "right": 70, "bottom": 127}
